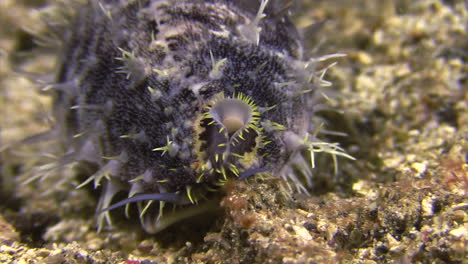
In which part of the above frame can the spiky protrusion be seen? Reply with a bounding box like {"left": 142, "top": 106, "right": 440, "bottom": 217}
{"left": 239, "top": 0, "right": 270, "bottom": 45}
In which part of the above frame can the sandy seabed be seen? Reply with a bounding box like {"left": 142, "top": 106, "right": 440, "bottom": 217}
{"left": 0, "top": 0, "right": 467, "bottom": 263}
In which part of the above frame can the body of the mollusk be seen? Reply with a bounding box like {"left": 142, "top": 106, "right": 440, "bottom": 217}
{"left": 52, "top": 0, "right": 325, "bottom": 233}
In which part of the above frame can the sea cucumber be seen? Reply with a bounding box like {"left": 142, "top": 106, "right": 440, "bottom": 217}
{"left": 19, "top": 0, "right": 353, "bottom": 233}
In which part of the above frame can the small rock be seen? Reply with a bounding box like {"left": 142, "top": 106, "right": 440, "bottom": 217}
{"left": 449, "top": 225, "right": 467, "bottom": 239}
{"left": 292, "top": 225, "right": 312, "bottom": 241}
